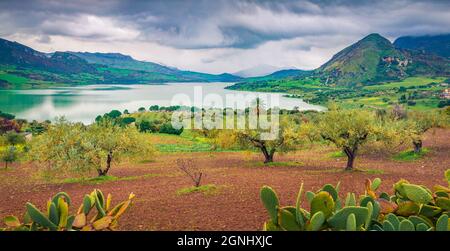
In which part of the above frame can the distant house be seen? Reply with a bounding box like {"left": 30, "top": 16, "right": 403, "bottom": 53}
{"left": 440, "top": 89, "right": 450, "bottom": 99}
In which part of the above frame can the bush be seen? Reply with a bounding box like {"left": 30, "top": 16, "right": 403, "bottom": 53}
{"left": 4, "top": 131, "right": 25, "bottom": 146}
{"left": 0, "top": 146, "right": 18, "bottom": 169}
{"left": 118, "top": 117, "right": 136, "bottom": 127}
{"left": 407, "top": 100, "right": 416, "bottom": 106}
{"left": 0, "top": 111, "right": 15, "bottom": 120}
{"left": 159, "top": 122, "right": 183, "bottom": 135}
{"left": 260, "top": 170, "right": 450, "bottom": 231}
{"left": 438, "top": 100, "right": 450, "bottom": 108}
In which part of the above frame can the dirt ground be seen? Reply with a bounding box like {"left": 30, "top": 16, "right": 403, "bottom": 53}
{"left": 0, "top": 129, "right": 449, "bottom": 230}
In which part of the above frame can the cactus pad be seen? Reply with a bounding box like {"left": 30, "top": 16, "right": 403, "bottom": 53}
{"left": 260, "top": 186, "right": 279, "bottom": 224}
{"left": 310, "top": 191, "right": 335, "bottom": 219}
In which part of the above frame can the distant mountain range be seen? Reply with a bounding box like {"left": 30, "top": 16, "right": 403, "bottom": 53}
{"left": 0, "top": 38, "right": 242, "bottom": 88}
{"left": 1, "top": 33, "right": 449, "bottom": 90}
{"left": 229, "top": 33, "right": 450, "bottom": 90}
{"left": 394, "top": 34, "right": 450, "bottom": 59}
{"left": 233, "top": 64, "right": 289, "bottom": 78}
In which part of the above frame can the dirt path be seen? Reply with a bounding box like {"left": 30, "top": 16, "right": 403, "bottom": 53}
{"left": 0, "top": 129, "right": 449, "bottom": 230}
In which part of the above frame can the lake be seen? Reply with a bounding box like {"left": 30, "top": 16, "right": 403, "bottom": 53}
{"left": 0, "top": 82, "right": 324, "bottom": 124}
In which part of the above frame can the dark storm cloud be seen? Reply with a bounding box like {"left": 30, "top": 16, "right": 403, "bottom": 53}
{"left": 0, "top": 0, "right": 449, "bottom": 49}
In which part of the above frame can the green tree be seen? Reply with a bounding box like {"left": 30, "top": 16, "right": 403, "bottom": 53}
{"left": 107, "top": 110, "right": 122, "bottom": 119}
{"left": 118, "top": 117, "right": 136, "bottom": 127}
{"left": 29, "top": 118, "right": 154, "bottom": 177}
{"left": 5, "top": 131, "right": 25, "bottom": 146}
{"left": 149, "top": 105, "right": 159, "bottom": 111}
{"left": 139, "top": 120, "right": 152, "bottom": 132}
{"left": 403, "top": 111, "right": 445, "bottom": 153}
{"left": 316, "top": 108, "right": 382, "bottom": 170}
{"left": 1, "top": 145, "right": 18, "bottom": 169}
{"left": 83, "top": 119, "right": 154, "bottom": 176}
{"left": 159, "top": 122, "right": 183, "bottom": 135}
{"left": 0, "top": 111, "right": 15, "bottom": 120}
{"left": 214, "top": 117, "right": 298, "bottom": 163}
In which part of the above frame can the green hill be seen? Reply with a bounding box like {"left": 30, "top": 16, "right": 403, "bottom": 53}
{"left": 229, "top": 33, "right": 449, "bottom": 91}
{"left": 316, "top": 33, "right": 404, "bottom": 86}
{"left": 0, "top": 38, "right": 242, "bottom": 88}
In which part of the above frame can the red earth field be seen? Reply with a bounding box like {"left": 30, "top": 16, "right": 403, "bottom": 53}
{"left": 0, "top": 129, "right": 449, "bottom": 230}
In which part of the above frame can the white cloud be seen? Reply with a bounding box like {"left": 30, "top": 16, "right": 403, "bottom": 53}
{"left": 1, "top": 0, "right": 449, "bottom": 74}
{"left": 41, "top": 14, "right": 140, "bottom": 41}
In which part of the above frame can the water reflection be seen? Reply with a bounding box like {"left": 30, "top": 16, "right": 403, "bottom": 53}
{"left": 0, "top": 83, "right": 324, "bottom": 124}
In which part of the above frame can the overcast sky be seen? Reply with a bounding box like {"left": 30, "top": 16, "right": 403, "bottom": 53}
{"left": 0, "top": 0, "right": 449, "bottom": 74}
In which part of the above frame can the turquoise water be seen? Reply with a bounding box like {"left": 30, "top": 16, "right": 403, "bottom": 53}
{"left": 0, "top": 82, "right": 324, "bottom": 124}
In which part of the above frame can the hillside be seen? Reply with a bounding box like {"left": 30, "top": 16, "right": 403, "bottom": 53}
{"left": 227, "top": 33, "right": 450, "bottom": 110}
{"left": 229, "top": 33, "right": 450, "bottom": 90}
{"left": 69, "top": 52, "right": 242, "bottom": 82}
{"left": 394, "top": 34, "right": 450, "bottom": 58}
{"left": 316, "top": 33, "right": 406, "bottom": 86}
{"left": 0, "top": 38, "right": 242, "bottom": 88}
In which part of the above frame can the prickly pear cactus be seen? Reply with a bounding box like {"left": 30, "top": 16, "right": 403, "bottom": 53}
{"left": 3, "top": 189, "right": 135, "bottom": 231}
{"left": 260, "top": 170, "right": 450, "bottom": 231}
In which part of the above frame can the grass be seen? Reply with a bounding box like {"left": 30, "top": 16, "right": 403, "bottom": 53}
{"left": 364, "top": 77, "right": 446, "bottom": 91}
{"left": 60, "top": 173, "right": 162, "bottom": 185}
{"left": 150, "top": 131, "right": 238, "bottom": 153}
{"left": 0, "top": 73, "right": 29, "bottom": 85}
{"left": 329, "top": 151, "right": 346, "bottom": 158}
{"left": 393, "top": 148, "right": 430, "bottom": 161}
{"left": 253, "top": 161, "right": 304, "bottom": 167}
{"left": 176, "top": 184, "right": 220, "bottom": 196}
{"left": 304, "top": 168, "right": 384, "bottom": 175}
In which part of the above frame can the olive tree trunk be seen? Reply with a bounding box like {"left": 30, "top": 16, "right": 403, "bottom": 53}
{"left": 413, "top": 139, "right": 423, "bottom": 153}
{"left": 260, "top": 146, "right": 275, "bottom": 163}
{"left": 97, "top": 151, "right": 113, "bottom": 176}
{"left": 343, "top": 147, "right": 357, "bottom": 171}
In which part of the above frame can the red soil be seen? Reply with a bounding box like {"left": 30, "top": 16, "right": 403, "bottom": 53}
{"left": 0, "top": 129, "right": 449, "bottom": 230}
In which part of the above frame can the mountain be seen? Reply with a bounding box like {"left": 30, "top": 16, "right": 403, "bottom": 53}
{"left": 316, "top": 33, "right": 407, "bottom": 86}
{"left": 68, "top": 52, "right": 242, "bottom": 82}
{"left": 316, "top": 33, "right": 449, "bottom": 86}
{"left": 68, "top": 52, "right": 177, "bottom": 74}
{"left": 0, "top": 38, "right": 96, "bottom": 74}
{"left": 244, "top": 69, "right": 311, "bottom": 82}
{"left": 233, "top": 64, "right": 284, "bottom": 78}
{"left": 394, "top": 34, "right": 450, "bottom": 58}
{"left": 0, "top": 38, "right": 242, "bottom": 88}
{"left": 228, "top": 33, "right": 450, "bottom": 91}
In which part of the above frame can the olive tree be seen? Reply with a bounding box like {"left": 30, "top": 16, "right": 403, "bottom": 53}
{"left": 214, "top": 117, "right": 298, "bottom": 163}
{"left": 83, "top": 119, "right": 154, "bottom": 176}
{"left": 316, "top": 108, "right": 381, "bottom": 171}
{"left": 30, "top": 117, "right": 154, "bottom": 177}
{"left": 1, "top": 145, "right": 18, "bottom": 169}
{"left": 403, "top": 111, "right": 445, "bottom": 153}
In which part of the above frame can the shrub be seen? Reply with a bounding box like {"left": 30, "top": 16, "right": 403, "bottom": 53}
{"left": 260, "top": 170, "right": 450, "bottom": 231}
{"left": 0, "top": 111, "right": 15, "bottom": 120}
{"left": 2, "top": 189, "right": 135, "bottom": 231}
{"left": 0, "top": 146, "right": 18, "bottom": 169}
{"left": 159, "top": 122, "right": 183, "bottom": 135}
{"left": 4, "top": 131, "right": 25, "bottom": 146}
{"left": 176, "top": 159, "right": 203, "bottom": 187}
{"left": 0, "top": 118, "right": 20, "bottom": 134}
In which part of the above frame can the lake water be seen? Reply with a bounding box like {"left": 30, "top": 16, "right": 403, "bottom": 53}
{"left": 0, "top": 82, "right": 324, "bottom": 124}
